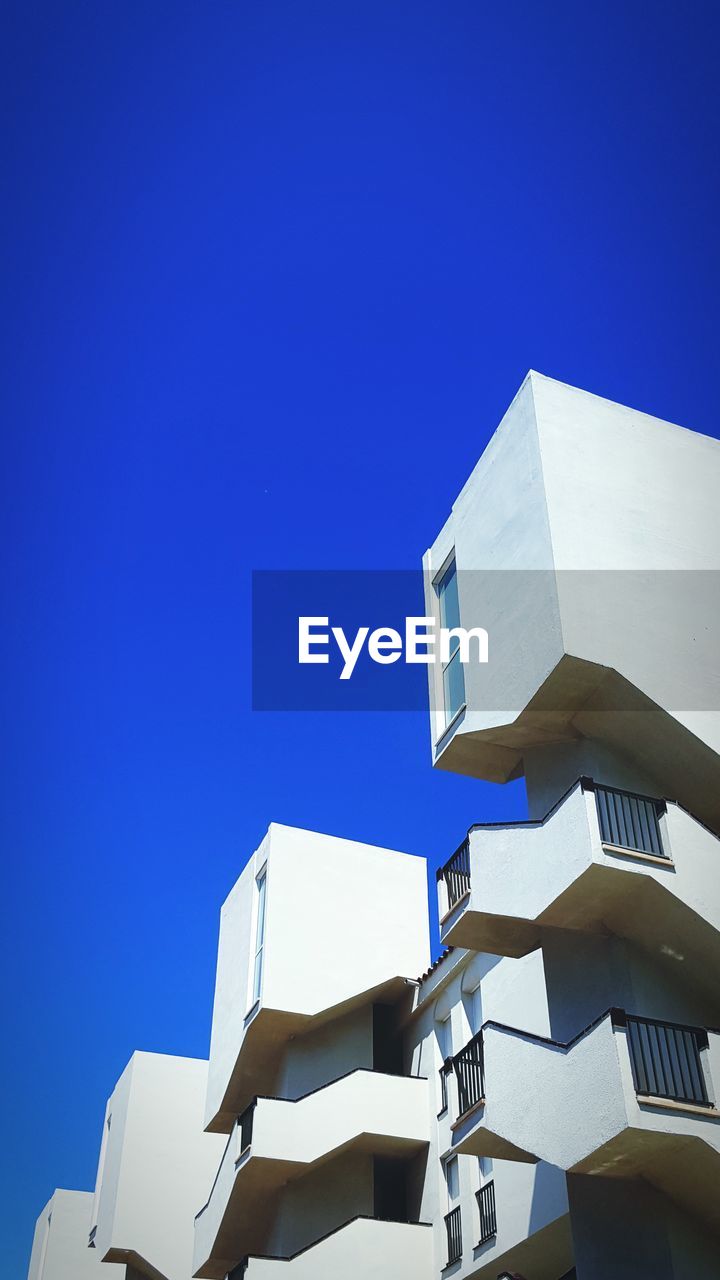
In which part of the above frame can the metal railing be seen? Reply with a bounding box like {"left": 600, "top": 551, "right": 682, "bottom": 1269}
{"left": 444, "top": 1206, "right": 462, "bottom": 1266}
{"left": 594, "top": 783, "right": 666, "bottom": 858}
{"left": 441, "top": 838, "right": 471, "bottom": 910}
{"left": 454, "top": 1031, "right": 484, "bottom": 1117}
{"left": 476, "top": 1179, "right": 496, "bottom": 1245}
{"left": 625, "top": 1014, "right": 709, "bottom": 1105}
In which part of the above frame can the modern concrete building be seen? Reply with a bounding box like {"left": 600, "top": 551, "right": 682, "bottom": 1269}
{"left": 28, "top": 374, "right": 720, "bottom": 1280}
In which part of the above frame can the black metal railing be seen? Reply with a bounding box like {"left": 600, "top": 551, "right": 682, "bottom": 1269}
{"left": 444, "top": 1206, "right": 462, "bottom": 1266}
{"left": 454, "top": 1032, "right": 484, "bottom": 1117}
{"left": 594, "top": 783, "right": 666, "bottom": 858}
{"left": 625, "top": 1014, "right": 709, "bottom": 1106}
{"left": 476, "top": 1180, "right": 496, "bottom": 1245}
{"left": 441, "top": 838, "right": 471, "bottom": 910}
{"left": 238, "top": 1102, "right": 255, "bottom": 1154}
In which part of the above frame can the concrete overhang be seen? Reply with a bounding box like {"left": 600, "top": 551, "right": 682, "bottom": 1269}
{"left": 207, "top": 976, "right": 413, "bottom": 1133}
{"left": 435, "top": 657, "right": 720, "bottom": 836}
{"left": 195, "top": 1071, "right": 429, "bottom": 1278}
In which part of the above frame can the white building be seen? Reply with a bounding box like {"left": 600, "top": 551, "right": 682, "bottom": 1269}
{"left": 28, "top": 374, "right": 720, "bottom": 1280}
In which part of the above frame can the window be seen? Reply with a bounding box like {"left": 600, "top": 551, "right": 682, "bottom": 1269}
{"left": 436, "top": 559, "right": 465, "bottom": 724}
{"left": 251, "top": 869, "right": 267, "bottom": 1005}
{"left": 438, "top": 1014, "right": 453, "bottom": 1060}
{"left": 437, "top": 1014, "right": 452, "bottom": 1114}
{"left": 445, "top": 1154, "right": 460, "bottom": 1206}
{"left": 469, "top": 984, "right": 483, "bottom": 1035}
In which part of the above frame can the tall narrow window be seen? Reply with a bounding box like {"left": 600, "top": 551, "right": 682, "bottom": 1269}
{"left": 438, "top": 1014, "right": 453, "bottom": 1061}
{"left": 436, "top": 559, "right": 465, "bottom": 724}
{"left": 445, "top": 1154, "right": 460, "bottom": 1206}
{"left": 252, "top": 869, "right": 267, "bottom": 1004}
{"left": 470, "top": 983, "right": 483, "bottom": 1035}
{"left": 437, "top": 1015, "right": 452, "bottom": 1114}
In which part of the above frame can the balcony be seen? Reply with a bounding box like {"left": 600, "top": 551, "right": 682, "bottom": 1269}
{"left": 448, "top": 1010, "right": 720, "bottom": 1235}
{"left": 90, "top": 1053, "right": 225, "bottom": 1280}
{"left": 194, "top": 1070, "right": 429, "bottom": 1278}
{"left": 206, "top": 825, "right": 430, "bottom": 1132}
{"left": 437, "top": 779, "right": 720, "bottom": 1006}
{"left": 226, "top": 1217, "right": 433, "bottom": 1280}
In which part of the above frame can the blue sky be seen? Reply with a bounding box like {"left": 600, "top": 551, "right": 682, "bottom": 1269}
{"left": 2, "top": 1, "right": 720, "bottom": 1271}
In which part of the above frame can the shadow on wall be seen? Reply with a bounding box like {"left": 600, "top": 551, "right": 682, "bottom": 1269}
{"left": 528, "top": 1161, "right": 568, "bottom": 1236}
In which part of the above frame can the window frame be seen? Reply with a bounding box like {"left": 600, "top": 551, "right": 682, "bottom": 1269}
{"left": 251, "top": 867, "right": 268, "bottom": 1006}
{"left": 434, "top": 558, "right": 465, "bottom": 726}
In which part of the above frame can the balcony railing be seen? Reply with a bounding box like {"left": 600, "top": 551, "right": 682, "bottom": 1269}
{"left": 475, "top": 1179, "right": 496, "bottom": 1245}
{"left": 444, "top": 1206, "right": 462, "bottom": 1267}
{"left": 593, "top": 783, "right": 667, "bottom": 859}
{"left": 454, "top": 1032, "right": 484, "bottom": 1117}
{"left": 625, "top": 1014, "right": 709, "bottom": 1106}
{"left": 440, "top": 838, "right": 471, "bottom": 911}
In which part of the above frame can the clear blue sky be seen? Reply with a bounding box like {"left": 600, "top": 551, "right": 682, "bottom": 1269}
{"left": 2, "top": 1, "right": 719, "bottom": 1272}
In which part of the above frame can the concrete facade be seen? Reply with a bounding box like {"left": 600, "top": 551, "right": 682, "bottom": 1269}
{"left": 28, "top": 374, "right": 720, "bottom": 1280}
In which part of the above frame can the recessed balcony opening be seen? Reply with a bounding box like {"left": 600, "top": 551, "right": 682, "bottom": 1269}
{"left": 372, "top": 1003, "right": 405, "bottom": 1076}
{"left": 373, "top": 1154, "right": 411, "bottom": 1223}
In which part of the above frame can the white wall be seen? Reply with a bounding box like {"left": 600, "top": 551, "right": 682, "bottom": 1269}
{"left": 245, "top": 1218, "right": 434, "bottom": 1279}
{"left": 92, "top": 1052, "right": 225, "bottom": 1280}
{"left": 424, "top": 372, "right": 720, "bottom": 821}
{"left": 276, "top": 1005, "right": 373, "bottom": 1099}
{"left": 27, "top": 1190, "right": 123, "bottom": 1280}
{"left": 406, "top": 948, "right": 567, "bottom": 1280}
{"left": 205, "top": 823, "right": 430, "bottom": 1130}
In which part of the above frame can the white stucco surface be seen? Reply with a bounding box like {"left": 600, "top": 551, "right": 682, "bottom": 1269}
{"left": 440, "top": 782, "right": 720, "bottom": 979}
{"left": 243, "top": 1217, "right": 434, "bottom": 1279}
{"left": 424, "top": 373, "right": 720, "bottom": 823}
{"left": 205, "top": 823, "right": 430, "bottom": 1129}
{"left": 454, "top": 1014, "right": 720, "bottom": 1173}
{"left": 27, "top": 1190, "right": 123, "bottom": 1280}
{"left": 194, "top": 1071, "right": 429, "bottom": 1276}
{"left": 92, "top": 1052, "right": 225, "bottom": 1280}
